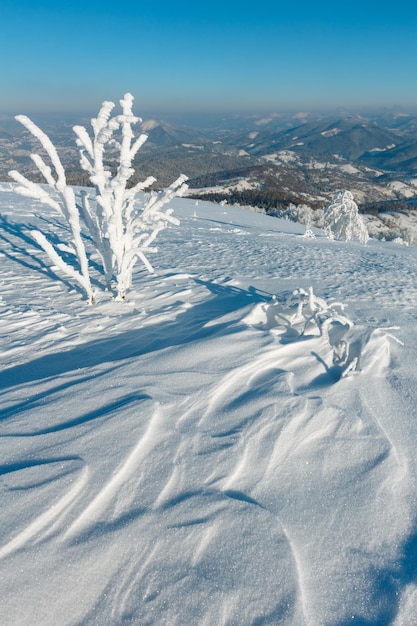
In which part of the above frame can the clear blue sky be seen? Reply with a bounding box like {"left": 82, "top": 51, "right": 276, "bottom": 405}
{"left": 1, "top": 0, "right": 417, "bottom": 115}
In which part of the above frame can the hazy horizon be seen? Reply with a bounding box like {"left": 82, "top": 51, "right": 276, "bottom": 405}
{"left": 3, "top": 102, "right": 417, "bottom": 117}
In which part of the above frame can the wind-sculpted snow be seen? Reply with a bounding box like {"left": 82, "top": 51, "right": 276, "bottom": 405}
{"left": 1, "top": 189, "right": 417, "bottom": 624}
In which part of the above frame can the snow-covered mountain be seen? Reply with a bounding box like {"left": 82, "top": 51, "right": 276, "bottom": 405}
{"left": 233, "top": 116, "right": 404, "bottom": 161}
{"left": 3, "top": 111, "right": 417, "bottom": 209}
{"left": 1, "top": 186, "right": 417, "bottom": 625}
{"left": 139, "top": 119, "right": 212, "bottom": 149}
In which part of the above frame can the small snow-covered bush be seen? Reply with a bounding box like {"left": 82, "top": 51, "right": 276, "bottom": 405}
{"left": 324, "top": 190, "right": 369, "bottom": 244}
{"left": 303, "top": 227, "right": 316, "bottom": 239}
{"left": 244, "top": 286, "right": 403, "bottom": 378}
{"left": 5, "top": 93, "right": 188, "bottom": 302}
{"left": 244, "top": 287, "right": 358, "bottom": 375}
{"left": 271, "top": 287, "right": 353, "bottom": 342}
{"left": 73, "top": 93, "right": 187, "bottom": 300}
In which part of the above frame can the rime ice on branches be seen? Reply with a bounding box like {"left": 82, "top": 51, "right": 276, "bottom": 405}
{"left": 8, "top": 117, "right": 95, "bottom": 303}
{"left": 74, "top": 93, "right": 188, "bottom": 300}
{"left": 7, "top": 93, "right": 188, "bottom": 302}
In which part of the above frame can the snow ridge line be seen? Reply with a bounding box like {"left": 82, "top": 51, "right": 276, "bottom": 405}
{"left": 0, "top": 465, "right": 89, "bottom": 560}
{"left": 358, "top": 376, "right": 411, "bottom": 496}
{"left": 64, "top": 402, "right": 164, "bottom": 540}
{"left": 282, "top": 524, "right": 310, "bottom": 626}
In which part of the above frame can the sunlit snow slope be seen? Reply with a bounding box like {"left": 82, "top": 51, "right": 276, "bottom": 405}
{"left": 1, "top": 187, "right": 417, "bottom": 625}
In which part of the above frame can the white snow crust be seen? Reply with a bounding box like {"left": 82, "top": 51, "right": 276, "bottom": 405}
{"left": 321, "top": 128, "right": 341, "bottom": 137}
{"left": 1, "top": 187, "right": 417, "bottom": 625}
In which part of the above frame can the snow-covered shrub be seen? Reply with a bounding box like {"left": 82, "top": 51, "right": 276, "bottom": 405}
{"left": 303, "top": 227, "right": 316, "bottom": 239}
{"left": 272, "top": 287, "right": 353, "bottom": 341}
{"left": 244, "top": 287, "right": 357, "bottom": 375}
{"left": 324, "top": 190, "right": 369, "bottom": 244}
{"left": 6, "top": 94, "right": 187, "bottom": 302}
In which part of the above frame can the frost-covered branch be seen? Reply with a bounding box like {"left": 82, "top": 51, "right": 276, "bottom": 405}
{"left": 30, "top": 230, "right": 93, "bottom": 299}
{"left": 8, "top": 117, "right": 94, "bottom": 303}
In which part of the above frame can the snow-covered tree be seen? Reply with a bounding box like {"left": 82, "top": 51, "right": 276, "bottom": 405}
{"left": 324, "top": 190, "right": 369, "bottom": 244}
{"left": 6, "top": 93, "right": 187, "bottom": 302}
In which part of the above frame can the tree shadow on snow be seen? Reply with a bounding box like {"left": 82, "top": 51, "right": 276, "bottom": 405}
{"left": 0, "top": 214, "right": 104, "bottom": 297}
{"left": 0, "top": 279, "right": 267, "bottom": 394}
{"left": 0, "top": 215, "right": 86, "bottom": 297}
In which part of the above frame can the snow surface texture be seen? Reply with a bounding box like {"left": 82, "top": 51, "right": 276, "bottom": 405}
{"left": 1, "top": 187, "right": 417, "bottom": 625}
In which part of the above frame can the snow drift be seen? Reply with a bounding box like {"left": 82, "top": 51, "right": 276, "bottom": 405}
{"left": 1, "top": 187, "right": 417, "bottom": 625}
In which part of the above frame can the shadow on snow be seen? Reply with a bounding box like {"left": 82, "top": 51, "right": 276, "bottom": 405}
{"left": 0, "top": 214, "right": 105, "bottom": 297}
{"left": 0, "top": 278, "right": 268, "bottom": 394}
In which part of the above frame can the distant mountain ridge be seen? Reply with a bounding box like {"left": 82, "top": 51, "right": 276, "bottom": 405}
{"left": 1, "top": 109, "right": 417, "bottom": 208}
{"left": 228, "top": 116, "right": 405, "bottom": 161}
{"left": 360, "top": 139, "right": 417, "bottom": 172}
{"left": 139, "top": 119, "right": 213, "bottom": 148}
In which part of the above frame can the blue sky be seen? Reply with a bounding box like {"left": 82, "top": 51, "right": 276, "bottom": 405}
{"left": 1, "top": 0, "right": 417, "bottom": 115}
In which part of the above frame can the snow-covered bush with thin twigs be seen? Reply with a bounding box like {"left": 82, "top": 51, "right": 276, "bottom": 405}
{"left": 324, "top": 190, "right": 369, "bottom": 244}
{"left": 244, "top": 286, "right": 358, "bottom": 375}
{"left": 244, "top": 285, "right": 403, "bottom": 377}
{"left": 5, "top": 93, "right": 187, "bottom": 302}
{"left": 269, "top": 286, "right": 353, "bottom": 340}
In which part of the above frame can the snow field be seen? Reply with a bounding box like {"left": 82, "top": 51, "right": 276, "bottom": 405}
{"left": 1, "top": 189, "right": 417, "bottom": 624}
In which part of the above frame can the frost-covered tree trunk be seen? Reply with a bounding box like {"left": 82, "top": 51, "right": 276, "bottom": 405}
{"left": 74, "top": 93, "right": 188, "bottom": 300}
{"left": 324, "top": 190, "right": 368, "bottom": 244}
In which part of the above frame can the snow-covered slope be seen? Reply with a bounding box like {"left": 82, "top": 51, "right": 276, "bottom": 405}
{"left": 1, "top": 187, "right": 417, "bottom": 625}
